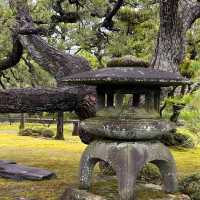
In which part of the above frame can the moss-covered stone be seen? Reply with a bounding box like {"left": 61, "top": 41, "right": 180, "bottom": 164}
{"left": 107, "top": 55, "right": 149, "bottom": 68}
{"left": 81, "top": 107, "right": 175, "bottom": 141}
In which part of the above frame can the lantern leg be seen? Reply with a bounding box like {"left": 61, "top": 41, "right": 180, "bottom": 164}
{"left": 79, "top": 147, "right": 98, "bottom": 190}
{"left": 79, "top": 141, "right": 177, "bottom": 199}
{"left": 152, "top": 160, "right": 177, "bottom": 193}
{"left": 111, "top": 146, "right": 143, "bottom": 200}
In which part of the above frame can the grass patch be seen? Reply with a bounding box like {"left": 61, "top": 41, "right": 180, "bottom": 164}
{"left": 0, "top": 123, "right": 199, "bottom": 199}
{"left": 172, "top": 147, "right": 200, "bottom": 176}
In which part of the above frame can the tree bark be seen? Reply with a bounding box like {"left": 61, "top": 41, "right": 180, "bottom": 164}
{"left": 151, "top": 0, "right": 184, "bottom": 73}
{"left": 0, "top": 35, "right": 23, "bottom": 71}
{"left": 151, "top": 0, "right": 200, "bottom": 73}
{"left": 55, "top": 111, "right": 64, "bottom": 140}
{"left": 18, "top": 35, "right": 91, "bottom": 83}
{"left": 0, "top": 87, "right": 95, "bottom": 119}
{"left": 180, "top": 0, "right": 200, "bottom": 31}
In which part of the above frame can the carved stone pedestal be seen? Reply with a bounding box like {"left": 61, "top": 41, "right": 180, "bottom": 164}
{"left": 79, "top": 140, "right": 177, "bottom": 200}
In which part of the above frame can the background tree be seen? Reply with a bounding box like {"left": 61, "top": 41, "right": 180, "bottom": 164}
{"left": 1, "top": 0, "right": 200, "bottom": 141}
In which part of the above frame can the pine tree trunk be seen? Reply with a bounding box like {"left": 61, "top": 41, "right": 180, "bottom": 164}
{"left": 151, "top": 0, "right": 185, "bottom": 73}
{"left": 55, "top": 112, "right": 64, "bottom": 140}
{"left": 0, "top": 87, "right": 95, "bottom": 119}
{"left": 151, "top": 0, "right": 200, "bottom": 73}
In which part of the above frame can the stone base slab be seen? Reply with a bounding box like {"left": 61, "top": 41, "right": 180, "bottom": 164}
{"left": 61, "top": 185, "right": 191, "bottom": 200}
{"left": 60, "top": 188, "right": 106, "bottom": 200}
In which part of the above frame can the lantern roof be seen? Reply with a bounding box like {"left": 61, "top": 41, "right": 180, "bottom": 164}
{"left": 62, "top": 67, "right": 190, "bottom": 87}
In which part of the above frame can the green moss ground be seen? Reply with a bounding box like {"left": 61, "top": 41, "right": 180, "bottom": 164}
{"left": 0, "top": 123, "right": 199, "bottom": 199}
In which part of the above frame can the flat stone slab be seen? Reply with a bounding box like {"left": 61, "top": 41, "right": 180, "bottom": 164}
{"left": 0, "top": 160, "right": 16, "bottom": 165}
{"left": 0, "top": 160, "right": 55, "bottom": 181}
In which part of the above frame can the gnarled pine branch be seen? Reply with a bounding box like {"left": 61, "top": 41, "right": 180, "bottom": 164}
{"left": 0, "top": 34, "right": 23, "bottom": 71}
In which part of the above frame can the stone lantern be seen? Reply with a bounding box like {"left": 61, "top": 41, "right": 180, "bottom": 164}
{"left": 63, "top": 66, "right": 190, "bottom": 200}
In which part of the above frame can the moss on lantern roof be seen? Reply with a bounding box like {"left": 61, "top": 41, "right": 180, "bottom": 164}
{"left": 107, "top": 55, "right": 149, "bottom": 68}
{"left": 62, "top": 67, "right": 191, "bottom": 87}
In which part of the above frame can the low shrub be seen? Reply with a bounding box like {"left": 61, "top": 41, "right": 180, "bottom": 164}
{"left": 31, "top": 129, "right": 43, "bottom": 137}
{"left": 18, "top": 128, "right": 33, "bottom": 136}
{"left": 179, "top": 173, "right": 200, "bottom": 200}
{"left": 98, "top": 161, "right": 115, "bottom": 176}
{"left": 161, "top": 128, "right": 197, "bottom": 148}
{"left": 19, "top": 128, "right": 54, "bottom": 138}
{"left": 41, "top": 129, "right": 54, "bottom": 138}
{"left": 138, "top": 163, "right": 161, "bottom": 185}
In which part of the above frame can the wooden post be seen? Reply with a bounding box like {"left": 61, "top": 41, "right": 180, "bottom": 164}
{"left": 55, "top": 112, "right": 64, "bottom": 140}
{"left": 72, "top": 120, "right": 80, "bottom": 136}
{"left": 19, "top": 113, "right": 25, "bottom": 130}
